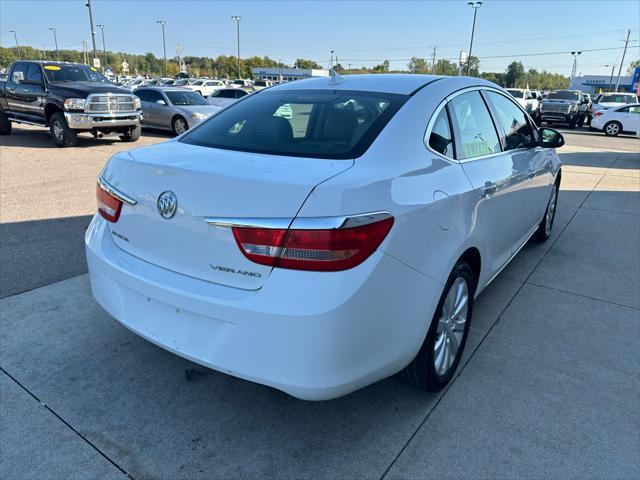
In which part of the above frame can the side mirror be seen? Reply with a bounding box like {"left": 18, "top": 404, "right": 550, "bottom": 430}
{"left": 12, "top": 71, "right": 24, "bottom": 83}
{"left": 156, "top": 99, "right": 167, "bottom": 105}
{"left": 539, "top": 127, "right": 565, "bottom": 149}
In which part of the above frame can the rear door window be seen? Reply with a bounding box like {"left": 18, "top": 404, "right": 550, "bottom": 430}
{"left": 484, "top": 91, "right": 535, "bottom": 151}
{"left": 180, "top": 89, "right": 408, "bottom": 159}
{"left": 448, "top": 91, "right": 501, "bottom": 159}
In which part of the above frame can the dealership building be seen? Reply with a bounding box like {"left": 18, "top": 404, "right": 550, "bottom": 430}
{"left": 251, "top": 67, "right": 329, "bottom": 82}
{"left": 569, "top": 67, "right": 640, "bottom": 94}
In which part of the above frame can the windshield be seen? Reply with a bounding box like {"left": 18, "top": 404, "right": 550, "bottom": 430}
{"left": 233, "top": 80, "right": 245, "bottom": 85}
{"left": 506, "top": 89, "right": 524, "bottom": 98}
{"left": 547, "top": 91, "right": 581, "bottom": 100}
{"left": 43, "top": 64, "right": 109, "bottom": 83}
{"left": 598, "top": 94, "right": 637, "bottom": 104}
{"left": 180, "top": 89, "right": 408, "bottom": 159}
{"left": 254, "top": 81, "right": 267, "bottom": 87}
{"left": 192, "top": 80, "right": 204, "bottom": 86}
{"left": 165, "top": 90, "right": 209, "bottom": 106}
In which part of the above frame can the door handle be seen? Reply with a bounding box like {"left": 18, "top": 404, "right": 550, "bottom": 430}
{"left": 526, "top": 170, "right": 535, "bottom": 180}
{"left": 481, "top": 182, "right": 497, "bottom": 198}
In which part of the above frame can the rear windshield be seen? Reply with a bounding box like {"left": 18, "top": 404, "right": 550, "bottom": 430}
{"left": 547, "top": 91, "right": 580, "bottom": 100}
{"left": 180, "top": 89, "right": 408, "bottom": 159}
{"left": 598, "top": 94, "right": 638, "bottom": 104}
{"left": 506, "top": 89, "right": 524, "bottom": 98}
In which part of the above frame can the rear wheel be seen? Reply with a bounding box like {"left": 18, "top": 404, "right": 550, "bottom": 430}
{"left": 604, "top": 121, "right": 621, "bottom": 136}
{"left": 119, "top": 124, "right": 141, "bottom": 142}
{"left": 0, "top": 113, "right": 11, "bottom": 135}
{"left": 399, "top": 261, "right": 475, "bottom": 392}
{"left": 172, "top": 116, "right": 188, "bottom": 136}
{"left": 532, "top": 181, "right": 558, "bottom": 243}
{"left": 49, "top": 112, "right": 78, "bottom": 147}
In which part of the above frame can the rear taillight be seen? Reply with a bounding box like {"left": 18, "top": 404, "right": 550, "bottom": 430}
{"left": 232, "top": 216, "right": 394, "bottom": 272}
{"left": 594, "top": 111, "right": 604, "bottom": 117}
{"left": 96, "top": 183, "right": 123, "bottom": 223}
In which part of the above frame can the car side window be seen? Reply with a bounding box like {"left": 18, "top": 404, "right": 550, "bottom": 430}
{"left": 484, "top": 91, "right": 535, "bottom": 151}
{"left": 617, "top": 107, "right": 629, "bottom": 113}
{"left": 236, "top": 90, "right": 248, "bottom": 98}
{"left": 26, "top": 64, "right": 43, "bottom": 84}
{"left": 11, "top": 62, "right": 29, "bottom": 83}
{"left": 147, "top": 91, "right": 165, "bottom": 103}
{"left": 136, "top": 90, "right": 150, "bottom": 102}
{"left": 448, "top": 91, "right": 501, "bottom": 160}
{"left": 427, "top": 107, "right": 454, "bottom": 158}
{"left": 629, "top": 106, "right": 640, "bottom": 114}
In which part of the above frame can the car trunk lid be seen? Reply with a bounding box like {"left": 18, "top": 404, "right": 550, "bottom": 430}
{"left": 101, "top": 141, "right": 353, "bottom": 290}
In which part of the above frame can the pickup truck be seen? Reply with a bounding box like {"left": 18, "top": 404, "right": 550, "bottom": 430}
{"left": 0, "top": 60, "right": 142, "bottom": 147}
{"left": 539, "top": 90, "right": 586, "bottom": 128}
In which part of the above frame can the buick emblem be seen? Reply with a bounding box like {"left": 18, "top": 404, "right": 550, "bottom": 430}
{"left": 157, "top": 191, "right": 178, "bottom": 219}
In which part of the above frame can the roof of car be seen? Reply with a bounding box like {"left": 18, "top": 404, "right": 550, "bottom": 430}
{"left": 267, "top": 74, "right": 495, "bottom": 95}
{"left": 136, "top": 86, "right": 196, "bottom": 92}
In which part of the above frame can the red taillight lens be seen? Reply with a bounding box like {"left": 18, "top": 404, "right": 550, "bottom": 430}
{"left": 96, "top": 183, "right": 123, "bottom": 223}
{"left": 232, "top": 217, "right": 394, "bottom": 271}
{"left": 595, "top": 111, "right": 603, "bottom": 117}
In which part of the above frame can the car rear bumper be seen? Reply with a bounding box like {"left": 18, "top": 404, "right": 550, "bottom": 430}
{"left": 85, "top": 215, "right": 442, "bottom": 400}
{"left": 64, "top": 111, "right": 142, "bottom": 129}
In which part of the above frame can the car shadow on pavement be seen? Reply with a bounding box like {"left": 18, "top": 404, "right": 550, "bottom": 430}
{"left": 0, "top": 214, "right": 94, "bottom": 299}
{"left": 0, "top": 126, "right": 171, "bottom": 149}
{"left": 559, "top": 151, "right": 639, "bottom": 169}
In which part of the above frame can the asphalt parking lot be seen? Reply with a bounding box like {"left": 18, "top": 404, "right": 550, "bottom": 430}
{"left": 1, "top": 125, "right": 639, "bottom": 479}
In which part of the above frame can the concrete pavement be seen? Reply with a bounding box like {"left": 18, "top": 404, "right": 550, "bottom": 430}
{"left": 1, "top": 127, "right": 639, "bottom": 479}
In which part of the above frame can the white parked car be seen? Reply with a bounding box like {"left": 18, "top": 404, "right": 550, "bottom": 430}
{"left": 506, "top": 88, "right": 541, "bottom": 119}
{"left": 87, "top": 75, "right": 563, "bottom": 400}
{"left": 590, "top": 103, "right": 640, "bottom": 136}
{"left": 206, "top": 88, "right": 250, "bottom": 108}
{"left": 230, "top": 79, "right": 252, "bottom": 88}
{"left": 185, "top": 79, "right": 226, "bottom": 96}
{"left": 590, "top": 92, "right": 639, "bottom": 121}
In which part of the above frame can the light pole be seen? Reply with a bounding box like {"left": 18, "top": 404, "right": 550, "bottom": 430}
{"left": 96, "top": 24, "right": 107, "bottom": 71}
{"left": 230, "top": 16, "right": 241, "bottom": 79}
{"left": 604, "top": 64, "right": 616, "bottom": 92}
{"left": 9, "top": 30, "right": 20, "bottom": 59}
{"left": 570, "top": 51, "right": 582, "bottom": 84}
{"left": 615, "top": 29, "right": 631, "bottom": 93}
{"left": 466, "top": 1, "right": 482, "bottom": 76}
{"left": 49, "top": 27, "right": 59, "bottom": 60}
{"left": 156, "top": 20, "right": 167, "bottom": 77}
{"left": 85, "top": 0, "right": 98, "bottom": 64}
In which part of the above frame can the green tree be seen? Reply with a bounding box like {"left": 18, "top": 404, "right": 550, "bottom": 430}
{"left": 408, "top": 57, "right": 428, "bottom": 73}
{"left": 434, "top": 59, "right": 458, "bottom": 76}
{"left": 294, "top": 58, "right": 322, "bottom": 69}
{"left": 505, "top": 61, "right": 525, "bottom": 88}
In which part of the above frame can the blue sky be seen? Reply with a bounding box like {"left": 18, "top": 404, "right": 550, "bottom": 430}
{"left": 1, "top": 0, "right": 639, "bottom": 75}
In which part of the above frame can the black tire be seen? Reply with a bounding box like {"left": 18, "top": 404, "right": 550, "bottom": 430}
{"left": 532, "top": 181, "right": 559, "bottom": 243}
{"left": 604, "top": 121, "right": 622, "bottom": 137}
{"left": 399, "top": 261, "right": 476, "bottom": 392}
{"left": 49, "top": 112, "right": 78, "bottom": 147}
{"left": 171, "top": 116, "right": 188, "bottom": 136}
{"left": 0, "top": 113, "right": 11, "bottom": 135}
{"left": 119, "top": 124, "right": 141, "bottom": 142}
{"left": 567, "top": 116, "right": 577, "bottom": 129}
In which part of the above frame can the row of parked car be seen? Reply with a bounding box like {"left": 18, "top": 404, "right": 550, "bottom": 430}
{"left": 505, "top": 87, "right": 639, "bottom": 136}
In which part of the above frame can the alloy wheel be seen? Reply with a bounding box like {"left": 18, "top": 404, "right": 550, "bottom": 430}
{"left": 434, "top": 277, "right": 469, "bottom": 376}
{"left": 545, "top": 185, "right": 558, "bottom": 236}
{"left": 53, "top": 120, "right": 64, "bottom": 141}
{"left": 174, "top": 118, "right": 187, "bottom": 135}
{"left": 606, "top": 123, "right": 620, "bottom": 135}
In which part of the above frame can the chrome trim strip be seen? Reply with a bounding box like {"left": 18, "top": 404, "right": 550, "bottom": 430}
{"left": 204, "top": 217, "right": 292, "bottom": 230}
{"left": 205, "top": 211, "right": 393, "bottom": 230}
{"left": 7, "top": 117, "right": 42, "bottom": 126}
{"left": 97, "top": 176, "right": 137, "bottom": 205}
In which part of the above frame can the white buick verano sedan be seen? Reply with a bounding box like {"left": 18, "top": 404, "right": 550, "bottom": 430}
{"left": 87, "top": 74, "right": 564, "bottom": 400}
